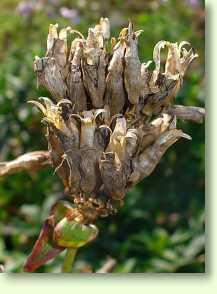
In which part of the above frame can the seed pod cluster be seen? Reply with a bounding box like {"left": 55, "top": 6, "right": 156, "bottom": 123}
{"left": 31, "top": 18, "right": 198, "bottom": 223}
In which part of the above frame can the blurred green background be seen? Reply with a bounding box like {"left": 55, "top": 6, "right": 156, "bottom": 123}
{"left": 0, "top": 0, "right": 205, "bottom": 273}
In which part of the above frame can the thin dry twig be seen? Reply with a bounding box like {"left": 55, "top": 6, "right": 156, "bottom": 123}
{"left": 0, "top": 151, "right": 51, "bottom": 177}
{"left": 96, "top": 257, "right": 117, "bottom": 273}
{"left": 166, "top": 105, "right": 205, "bottom": 123}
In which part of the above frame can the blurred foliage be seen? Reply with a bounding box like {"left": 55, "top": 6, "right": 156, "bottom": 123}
{"left": 0, "top": 0, "right": 205, "bottom": 273}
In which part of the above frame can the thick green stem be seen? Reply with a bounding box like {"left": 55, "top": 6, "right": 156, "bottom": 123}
{"left": 61, "top": 248, "right": 77, "bottom": 273}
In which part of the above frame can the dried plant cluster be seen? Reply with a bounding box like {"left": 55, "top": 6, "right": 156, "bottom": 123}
{"left": 0, "top": 18, "right": 205, "bottom": 272}
{"left": 31, "top": 18, "right": 199, "bottom": 222}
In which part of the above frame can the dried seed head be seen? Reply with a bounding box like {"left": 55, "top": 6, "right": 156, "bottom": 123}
{"left": 30, "top": 18, "right": 199, "bottom": 222}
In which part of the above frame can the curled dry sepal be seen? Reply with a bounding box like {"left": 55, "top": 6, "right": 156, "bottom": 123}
{"left": 22, "top": 18, "right": 204, "bottom": 272}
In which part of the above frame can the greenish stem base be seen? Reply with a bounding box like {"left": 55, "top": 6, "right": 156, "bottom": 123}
{"left": 61, "top": 248, "right": 77, "bottom": 273}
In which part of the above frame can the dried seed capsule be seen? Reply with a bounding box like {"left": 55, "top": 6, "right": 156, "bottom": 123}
{"left": 82, "top": 49, "right": 107, "bottom": 108}
{"left": 49, "top": 115, "right": 81, "bottom": 194}
{"left": 48, "top": 125, "right": 81, "bottom": 194}
{"left": 105, "top": 40, "right": 126, "bottom": 115}
{"left": 141, "top": 76, "right": 178, "bottom": 116}
{"left": 80, "top": 149, "right": 102, "bottom": 194}
{"left": 34, "top": 56, "right": 68, "bottom": 100}
{"left": 124, "top": 23, "right": 142, "bottom": 105}
{"left": 99, "top": 152, "right": 126, "bottom": 200}
{"left": 106, "top": 116, "right": 127, "bottom": 161}
{"left": 68, "top": 37, "right": 82, "bottom": 62}
{"left": 66, "top": 42, "right": 87, "bottom": 112}
{"left": 69, "top": 110, "right": 105, "bottom": 194}
{"left": 34, "top": 25, "right": 70, "bottom": 100}
{"left": 50, "top": 35, "right": 67, "bottom": 69}
{"left": 45, "top": 126, "right": 69, "bottom": 188}
{"left": 94, "top": 125, "right": 111, "bottom": 151}
{"left": 81, "top": 21, "right": 108, "bottom": 108}
{"left": 139, "top": 114, "right": 171, "bottom": 150}
{"left": 129, "top": 129, "right": 190, "bottom": 185}
{"left": 125, "top": 128, "right": 139, "bottom": 159}
{"left": 30, "top": 97, "right": 82, "bottom": 193}
{"left": 65, "top": 115, "right": 80, "bottom": 148}
{"left": 46, "top": 25, "right": 70, "bottom": 76}
{"left": 72, "top": 111, "right": 97, "bottom": 148}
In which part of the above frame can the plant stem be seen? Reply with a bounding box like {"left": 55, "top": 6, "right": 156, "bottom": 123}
{"left": 61, "top": 248, "right": 77, "bottom": 273}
